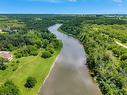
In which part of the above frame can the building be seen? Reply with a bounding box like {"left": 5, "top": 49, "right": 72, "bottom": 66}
{"left": 0, "top": 51, "right": 13, "bottom": 61}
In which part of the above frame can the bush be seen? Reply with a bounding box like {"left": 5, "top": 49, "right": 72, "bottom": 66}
{"left": 0, "top": 80, "right": 20, "bottom": 95}
{"left": 41, "top": 51, "right": 52, "bottom": 58}
{"left": 24, "top": 77, "right": 37, "bottom": 88}
{"left": 46, "top": 44, "right": 54, "bottom": 54}
{"left": 15, "top": 45, "right": 38, "bottom": 58}
{"left": 0, "top": 63, "right": 6, "bottom": 70}
{"left": 12, "top": 65, "right": 18, "bottom": 71}
{"left": 48, "top": 48, "right": 54, "bottom": 54}
{"left": 0, "top": 57, "right": 6, "bottom": 70}
{"left": 16, "top": 60, "right": 20, "bottom": 63}
{"left": 30, "top": 51, "right": 38, "bottom": 56}
{"left": 120, "top": 53, "right": 127, "bottom": 61}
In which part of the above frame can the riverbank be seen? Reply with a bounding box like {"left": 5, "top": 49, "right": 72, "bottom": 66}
{"left": 0, "top": 48, "right": 61, "bottom": 95}
{"left": 60, "top": 21, "right": 127, "bottom": 94}
{"left": 39, "top": 24, "right": 101, "bottom": 95}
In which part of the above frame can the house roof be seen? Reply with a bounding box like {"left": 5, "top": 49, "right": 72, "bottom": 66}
{"left": 0, "top": 51, "right": 13, "bottom": 61}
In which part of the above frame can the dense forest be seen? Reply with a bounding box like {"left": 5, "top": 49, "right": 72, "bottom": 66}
{"left": 61, "top": 16, "right": 127, "bottom": 95}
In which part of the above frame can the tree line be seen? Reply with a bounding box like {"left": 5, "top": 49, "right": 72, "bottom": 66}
{"left": 61, "top": 16, "right": 127, "bottom": 95}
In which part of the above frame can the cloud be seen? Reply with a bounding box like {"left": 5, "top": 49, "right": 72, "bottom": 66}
{"left": 112, "top": 0, "right": 123, "bottom": 3}
{"left": 68, "top": 0, "right": 78, "bottom": 2}
{"left": 26, "top": 0, "right": 126, "bottom": 4}
{"left": 112, "top": 0, "right": 126, "bottom": 6}
{"left": 28, "top": 0, "right": 78, "bottom": 3}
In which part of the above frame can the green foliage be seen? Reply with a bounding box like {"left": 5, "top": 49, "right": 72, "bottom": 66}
{"left": 46, "top": 44, "right": 55, "bottom": 54}
{"left": 0, "top": 57, "right": 4, "bottom": 64}
{"left": 61, "top": 16, "right": 127, "bottom": 95}
{"left": 16, "top": 60, "right": 20, "bottom": 63}
{"left": 0, "top": 63, "right": 6, "bottom": 70}
{"left": 0, "top": 80, "right": 20, "bottom": 95}
{"left": 0, "top": 57, "right": 6, "bottom": 70}
{"left": 24, "top": 77, "right": 37, "bottom": 88}
{"left": 0, "top": 15, "right": 62, "bottom": 60}
{"left": 41, "top": 51, "right": 52, "bottom": 58}
{"left": 0, "top": 15, "right": 62, "bottom": 95}
{"left": 120, "top": 53, "right": 127, "bottom": 61}
{"left": 14, "top": 45, "right": 38, "bottom": 58}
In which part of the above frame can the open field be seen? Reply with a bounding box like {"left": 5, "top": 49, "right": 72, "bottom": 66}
{"left": 0, "top": 16, "right": 25, "bottom": 29}
{"left": 0, "top": 48, "right": 60, "bottom": 95}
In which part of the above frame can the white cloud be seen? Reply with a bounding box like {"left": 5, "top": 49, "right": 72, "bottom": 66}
{"left": 68, "top": 0, "right": 78, "bottom": 2}
{"left": 26, "top": 0, "right": 126, "bottom": 4}
{"left": 112, "top": 0, "right": 123, "bottom": 3}
{"left": 28, "top": 0, "right": 78, "bottom": 3}
{"left": 112, "top": 0, "right": 126, "bottom": 6}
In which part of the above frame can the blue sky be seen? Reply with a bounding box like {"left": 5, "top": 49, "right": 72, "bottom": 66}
{"left": 0, "top": 0, "right": 127, "bottom": 14}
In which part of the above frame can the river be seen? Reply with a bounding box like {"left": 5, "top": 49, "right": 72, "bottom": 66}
{"left": 38, "top": 24, "right": 101, "bottom": 95}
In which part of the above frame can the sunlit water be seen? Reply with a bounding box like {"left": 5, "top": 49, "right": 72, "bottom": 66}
{"left": 38, "top": 24, "right": 101, "bottom": 95}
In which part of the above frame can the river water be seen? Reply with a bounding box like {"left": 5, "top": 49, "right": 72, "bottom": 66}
{"left": 38, "top": 24, "right": 101, "bottom": 95}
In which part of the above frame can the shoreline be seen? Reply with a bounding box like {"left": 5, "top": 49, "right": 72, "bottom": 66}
{"left": 37, "top": 26, "right": 63, "bottom": 95}
{"left": 38, "top": 24, "right": 102, "bottom": 95}
{"left": 37, "top": 53, "right": 61, "bottom": 95}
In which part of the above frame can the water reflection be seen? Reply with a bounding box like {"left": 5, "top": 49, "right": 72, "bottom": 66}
{"left": 38, "top": 24, "right": 101, "bottom": 95}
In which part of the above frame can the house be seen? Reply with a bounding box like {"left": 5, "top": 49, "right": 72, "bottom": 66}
{"left": 0, "top": 51, "right": 13, "bottom": 61}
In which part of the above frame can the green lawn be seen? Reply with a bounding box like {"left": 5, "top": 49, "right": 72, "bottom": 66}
{"left": 0, "top": 31, "right": 7, "bottom": 34}
{"left": 0, "top": 49, "right": 61, "bottom": 95}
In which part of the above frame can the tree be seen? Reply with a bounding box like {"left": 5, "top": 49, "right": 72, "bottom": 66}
{"left": 0, "top": 80, "right": 20, "bottom": 95}
{"left": 24, "top": 77, "right": 37, "bottom": 88}
{"left": 0, "top": 57, "right": 6, "bottom": 70}
{"left": 120, "top": 53, "right": 127, "bottom": 61}
{"left": 41, "top": 51, "right": 52, "bottom": 58}
{"left": 46, "top": 44, "right": 54, "bottom": 54}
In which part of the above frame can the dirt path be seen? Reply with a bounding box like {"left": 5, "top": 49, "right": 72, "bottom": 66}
{"left": 115, "top": 41, "right": 127, "bottom": 49}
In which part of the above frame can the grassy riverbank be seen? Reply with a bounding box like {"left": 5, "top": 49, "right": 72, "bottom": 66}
{"left": 0, "top": 48, "right": 61, "bottom": 95}
{"left": 0, "top": 15, "right": 63, "bottom": 95}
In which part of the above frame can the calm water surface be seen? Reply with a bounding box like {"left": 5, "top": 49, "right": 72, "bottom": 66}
{"left": 38, "top": 24, "right": 101, "bottom": 95}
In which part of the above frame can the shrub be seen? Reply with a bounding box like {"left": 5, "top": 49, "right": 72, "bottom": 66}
{"left": 24, "top": 77, "right": 37, "bottom": 88}
{"left": 48, "top": 48, "right": 54, "bottom": 54}
{"left": 46, "top": 44, "right": 54, "bottom": 54}
{"left": 0, "top": 80, "right": 20, "bottom": 95}
{"left": 16, "top": 60, "right": 20, "bottom": 63}
{"left": 15, "top": 45, "right": 38, "bottom": 58}
{"left": 30, "top": 51, "right": 38, "bottom": 56}
{"left": 41, "top": 51, "right": 51, "bottom": 58}
{"left": 46, "top": 48, "right": 54, "bottom": 54}
{"left": 120, "top": 53, "right": 127, "bottom": 61}
{"left": 42, "top": 40, "right": 49, "bottom": 48}
{"left": 12, "top": 65, "right": 18, "bottom": 71}
{"left": 103, "top": 51, "right": 113, "bottom": 61}
{"left": 0, "top": 63, "right": 6, "bottom": 70}
{"left": 0, "top": 57, "right": 6, "bottom": 70}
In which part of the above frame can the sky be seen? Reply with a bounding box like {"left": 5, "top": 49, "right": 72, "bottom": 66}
{"left": 0, "top": 0, "right": 127, "bottom": 14}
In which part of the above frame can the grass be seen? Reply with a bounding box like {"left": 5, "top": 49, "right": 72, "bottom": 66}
{"left": 0, "top": 49, "right": 61, "bottom": 95}
{"left": 0, "top": 31, "right": 7, "bottom": 34}
{"left": 0, "top": 16, "right": 25, "bottom": 29}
